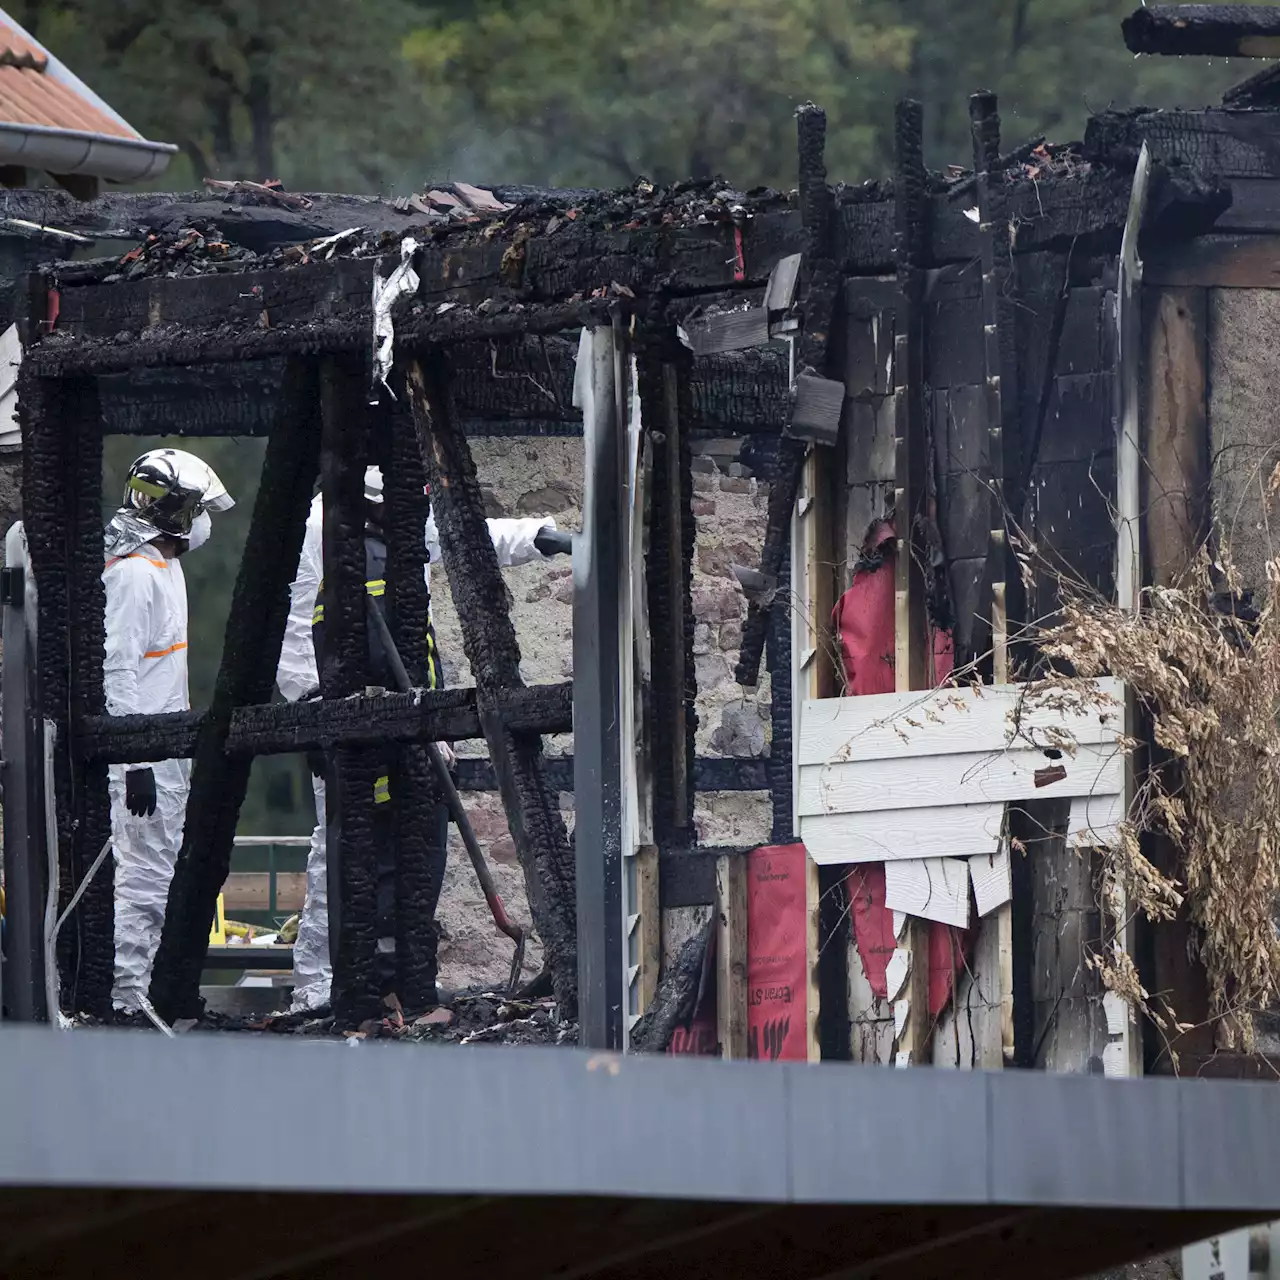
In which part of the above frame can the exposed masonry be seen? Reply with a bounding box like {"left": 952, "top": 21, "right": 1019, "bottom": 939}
{"left": 428, "top": 436, "right": 772, "bottom": 990}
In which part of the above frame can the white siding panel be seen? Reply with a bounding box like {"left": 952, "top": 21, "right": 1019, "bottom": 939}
{"left": 800, "top": 803, "right": 1003, "bottom": 865}
{"left": 798, "top": 678, "right": 1123, "bottom": 766}
{"left": 798, "top": 742, "right": 1124, "bottom": 817}
{"left": 883, "top": 857, "right": 971, "bottom": 928}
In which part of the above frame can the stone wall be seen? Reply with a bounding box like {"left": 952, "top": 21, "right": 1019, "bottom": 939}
{"left": 429, "top": 433, "right": 773, "bottom": 991}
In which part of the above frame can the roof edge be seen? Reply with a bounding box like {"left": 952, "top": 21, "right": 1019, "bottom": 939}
{"left": 0, "top": 9, "right": 166, "bottom": 145}
{"left": 0, "top": 120, "right": 177, "bottom": 184}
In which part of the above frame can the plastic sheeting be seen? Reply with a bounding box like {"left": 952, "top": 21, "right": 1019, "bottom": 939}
{"left": 747, "top": 843, "right": 809, "bottom": 1061}
{"left": 834, "top": 521, "right": 971, "bottom": 1021}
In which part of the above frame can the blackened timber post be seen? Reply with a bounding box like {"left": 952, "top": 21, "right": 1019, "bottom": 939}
{"left": 383, "top": 398, "right": 443, "bottom": 1015}
{"left": 16, "top": 366, "right": 66, "bottom": 1019}
{"left": 15, "top": 319, "right": 115, "bottom": 1015}
{"left": 735, "top": 102, "right": 835, "bottom": 694}
{"left": 148, "top": 358, "right": 320, "bottom": 1023}
{"left": 64, "top": 376, "right": 112, "bottom": 1017}
{"left": 639, "top": 341, "right": 696, "bottom": 845}
{"left": 406, "top": 352, "right": 579, "bottom": 1019}
{"left": 317, "top": 354, "right": 381, "bottom": 1027}
{"left": 1123, "top": 4, "right": 1280, "bottom": 57}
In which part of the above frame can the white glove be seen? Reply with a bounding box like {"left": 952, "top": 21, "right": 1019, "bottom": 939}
{"left": 435, "top": 741, "right": 456, "bottom": 770}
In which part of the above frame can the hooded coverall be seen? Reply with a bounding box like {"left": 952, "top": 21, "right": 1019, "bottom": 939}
{"left": 103, "top": 544, "right": 190, "bottom": 1011}
{"left": 277, "top": 497, "right": 554, "bottom": 1012}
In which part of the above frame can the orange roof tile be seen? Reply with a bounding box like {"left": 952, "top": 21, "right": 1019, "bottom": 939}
{"left": 0, "top": 13, "right": 139, "bottom": 140}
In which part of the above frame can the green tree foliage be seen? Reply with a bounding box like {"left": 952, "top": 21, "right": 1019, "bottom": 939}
{"left": 405, "top": 0, "right": 1259, "bottom": 186}
{"left": 404, "top": 0, "right": 914, "bottom": 188}
{"left": 23, "top": 0, "right": 428, "bottom": 193}
{"left": 19, "top": 0, "right": 1272, "bottom": 193}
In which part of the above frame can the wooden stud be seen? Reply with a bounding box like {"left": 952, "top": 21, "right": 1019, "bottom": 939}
{"left": 634, "top": 844, "right": 661, "bottom": 1016}
{"left": 1141, "top": 284, "right": 1214, "bottom": 1065}
{"left": 715, "top": 852, "right": 748, "bottom": 1059}
{"left": 1143, "top": 288, "right": 1210, "bottom": 586}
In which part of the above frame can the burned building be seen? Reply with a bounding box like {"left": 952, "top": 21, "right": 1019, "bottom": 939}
{"left": 6, "top": 4, "right": 1280, "bottom": 1091}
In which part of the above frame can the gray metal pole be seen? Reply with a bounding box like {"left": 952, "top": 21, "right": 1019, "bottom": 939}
{"left": 1, "top": 522, "right": 47, "bottom": 1020}
{"left": 573, "top": 323, "right": 624, "bottom": 1050}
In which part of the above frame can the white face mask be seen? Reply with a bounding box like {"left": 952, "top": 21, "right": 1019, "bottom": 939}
{"left": 186, "top": 510, "right": 213, "bottom": 552}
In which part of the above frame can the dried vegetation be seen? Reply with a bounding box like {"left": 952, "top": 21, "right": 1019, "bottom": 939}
{"left": 1031, "top": 541, "right": 1280, "bottom": 1054}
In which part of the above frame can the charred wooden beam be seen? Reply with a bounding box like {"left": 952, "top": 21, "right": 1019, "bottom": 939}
{"left": 1123, "top": 5, "right": 1280, "bottom": 57}
{"left": 1085, "top": 109, "right": 1277, "bottom": 190}
{"left": 75, "top": 683, "right": 576, "bottom": 763}
{"left": 149, "top": 358, "right": 320, "bottom": 1023}
{"left": 95, "top": 341, "right": 790, "bottom": 440}
{"left": 316, "top": 354, "right": 382, "bottom": 1027}
{"left": 628, "top": 915, "right": 713, "bottom": 1052}
{"left": 407, "top": 353, "right": 579, "bottom": 1016}
{"left": 383, "top": 395, "right": 443, "bottom": 1014}
{"left": 1222, "top": 62, "right": 1280, "bottom": 106}
{"left": 970, "top": 91, "right": 1023, "bottom": 680}
{"left": 64, "top": 375, "right": 113, "bottom": 1017}
{"left": 16, "top": 364, "right": 72, "bottom": 1012}
{"left": 26, "top": 297, "right": 619, "bottom": 380}
{"left": 766, "top": 538, "right": 795, "bottom": 843}
{"left": 735, "top": 104, "right": 835, "bottom": 689}
{"left": 18, "top": 318, "right": 115, "bottom": 1015}
{"left": 893, "top": 98, "right": 930, "bottom": 695}
{"left": 639, "top": 340, "right": 696, "bottom": 843}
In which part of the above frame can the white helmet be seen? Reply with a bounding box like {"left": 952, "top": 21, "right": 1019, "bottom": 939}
{"left": 106, "top": 448, "right": 234, "bottom": 559}
{"left": 121, "top": 448, "right": 234, "bottom": 537}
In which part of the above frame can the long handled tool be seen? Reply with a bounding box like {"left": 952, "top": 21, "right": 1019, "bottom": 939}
{"left": 365, "top": 594, "right": 526, "bottom": 993}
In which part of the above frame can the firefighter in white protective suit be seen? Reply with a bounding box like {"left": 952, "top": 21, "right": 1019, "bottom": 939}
{"left": 103, "top": 449, "right": 234, "bottom": 1013}
{"left": 276, "top": 465, "right": 569, "bottom": 1012}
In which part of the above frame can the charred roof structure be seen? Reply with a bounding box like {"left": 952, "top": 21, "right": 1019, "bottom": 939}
{"left": 8, "top": 0, "right": 1280, "bottom": 1201}
{"left": 0, "top": 36, "right": 1263, "bottom": 1052}
{"left": 12, "top": 5, "right": 1280, "bottom": 1273}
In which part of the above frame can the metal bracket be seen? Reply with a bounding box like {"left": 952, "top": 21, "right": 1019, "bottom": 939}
{"left": 0, "top": 566, "right": 24, "bottom": 605}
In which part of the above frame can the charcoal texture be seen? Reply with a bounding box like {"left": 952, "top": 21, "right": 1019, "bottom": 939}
{"left": 629, "top": 916, "right": 713, "bottom": 1053}
{"left": 314, "top": 354, "right": 383, "bottom": 1028}
{"left": 19, "top": 355, "right": 115, "bottom": 1016}
{"left": 637, "top": 338, "right": 697, "bottom": 844}
{"left": 384, "top": 393, "right": 444, "bottom": 1014}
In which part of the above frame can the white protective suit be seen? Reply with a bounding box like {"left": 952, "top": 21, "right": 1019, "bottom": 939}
{"left": 279, "top": 490, "right": 556, "bottom": 1012}
{"left": 103, "top": 543, "right": 191, "bottom": 1011}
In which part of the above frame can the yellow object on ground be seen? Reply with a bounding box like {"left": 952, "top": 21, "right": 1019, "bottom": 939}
{"left": 208, "top": 893, "right": 226, "bottom": 946}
